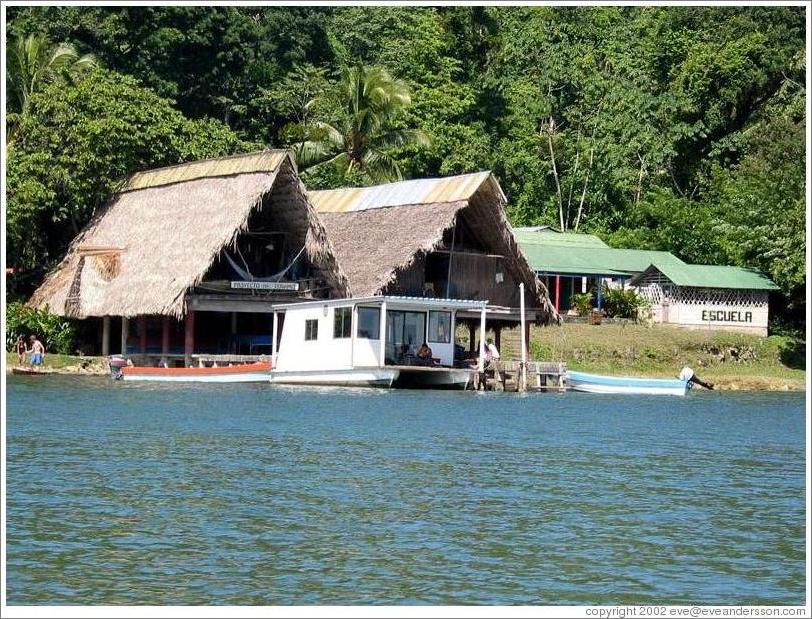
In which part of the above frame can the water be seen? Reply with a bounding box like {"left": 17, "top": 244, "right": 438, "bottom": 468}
{"left": 5, "top": 376, "right": 806, "bottom": 605}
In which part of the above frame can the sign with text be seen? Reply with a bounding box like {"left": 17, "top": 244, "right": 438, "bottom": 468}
{"left": 231, "top": 281, "right": 299, "bottom": 291}
{"left": 701, "top": 309, "right": 752, "bottom": 323}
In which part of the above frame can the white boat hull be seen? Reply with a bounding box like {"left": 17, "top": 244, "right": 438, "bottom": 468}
{"left": 566, "top": 370, "right": 690, "bottom": 396}
{"left": 269, "top": 368, "right": 399, "bottom": 387}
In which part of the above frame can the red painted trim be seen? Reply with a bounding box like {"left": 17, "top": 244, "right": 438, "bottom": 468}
{"left": 123, "top": 362, "right": 272, "bottom": 376}
{"left": 555, "top": 275, "right": 561, "bottom": 312}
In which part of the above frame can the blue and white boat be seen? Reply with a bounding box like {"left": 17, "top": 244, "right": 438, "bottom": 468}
{"left": 566, "top": 370, "right": 691, "bottom": 396}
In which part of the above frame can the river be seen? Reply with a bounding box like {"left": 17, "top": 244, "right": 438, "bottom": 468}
{"left": 5, "top": 376, "right": 806, "bottom": 605}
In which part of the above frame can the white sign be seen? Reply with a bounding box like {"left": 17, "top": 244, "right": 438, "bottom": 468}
{"left": 230, "top": 281, "right": 299, "bottom": 291}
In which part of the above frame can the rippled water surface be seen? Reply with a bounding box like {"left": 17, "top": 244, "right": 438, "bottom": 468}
{"left": 5, "top": 376, "right": 806, "bottom": 605}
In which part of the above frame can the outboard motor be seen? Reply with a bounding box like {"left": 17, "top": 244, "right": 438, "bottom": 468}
{"left": 679, "top": 366, "right": 714, "bottom": 390}
{"left": 109, "top": 356, "right": 128, "bottom": 380}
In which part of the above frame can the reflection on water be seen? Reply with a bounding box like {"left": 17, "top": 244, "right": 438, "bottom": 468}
{"left": 6, "top": 376, "right": 806, "bottom": 605}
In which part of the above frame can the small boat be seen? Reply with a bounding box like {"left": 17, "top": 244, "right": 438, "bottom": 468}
{"left": 566, "top": 370, "right": 690, "bottom": 396}
{"left": 121, "top": 361, "right": 271, "bottom": 383}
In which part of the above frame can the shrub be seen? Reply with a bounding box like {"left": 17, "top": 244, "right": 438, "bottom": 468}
{"left": 571, "top": 292, "right": 593, "bottom": 317}
{"left": 6, "top": 302, "right": 76, "bottom": 354}
{"left": 602, "top": 286, "right": 647, "bottom": 320}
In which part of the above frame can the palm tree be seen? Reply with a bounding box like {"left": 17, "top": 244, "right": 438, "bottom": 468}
{"left": 294, "top": 65, "right": 430, "bottom": 183}
{"left": 7, "top": 33, "right": 98, "bottom": 115}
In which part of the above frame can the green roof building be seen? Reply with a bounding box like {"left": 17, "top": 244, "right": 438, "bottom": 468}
{"left": 515, "top": 227, "right": 777, "bottom": 335}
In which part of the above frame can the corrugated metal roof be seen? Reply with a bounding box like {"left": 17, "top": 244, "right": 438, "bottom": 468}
{"left": 636, "top": 263, "right": 779, "bottom": 290}
{"left": 310, "top": 171, "right": 495, "bottom": 213}
{"left": 520, "top": 241, "right": 686, "bottom": 277}
{"left": 123, "top": 150, "right": 289, "bottom": 192}
{"left": 513, "top": 227, "right": 609, "bottom": 248}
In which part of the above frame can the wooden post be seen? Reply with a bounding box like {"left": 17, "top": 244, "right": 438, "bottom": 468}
{"left": 596, "top": 277, "right": 603, "bottom": 310}
{"left": 161, "top": 316, "right": 170, "bottom": 367}
{"left": 139, "top": 316, "right": 147, "bottom": 354}
{"left": 478, "top": 306, "right": 487, "bottom": 373}
{"left": 519, "top": 282, "right": 527, "bottom": 392}
{"left": 184, "top": 310, "right": 195, "bottom": 367}
{"left": 121, "top": 317, "right": 129, "bottom": 355}
{"left": 101, "top": 316, "right": 110, "bottom": 356}
{"left": 378, "top": 300, "right": 387, "bottom": 368}
{"left": 468, "top": 322, "right": 476, "bottom": 353}
{"left": 272, "top": 312, "right": 278, "bottom": 366}
{"left": 231, "top": 312, "right": 238, "bottom": 353}
{"left": 555, "top": 275, "right": 561, "bottom": 312}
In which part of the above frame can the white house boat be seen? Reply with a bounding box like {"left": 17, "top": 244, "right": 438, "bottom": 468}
{"left": 268, "top": 296, "right": 492, "bottom": 389}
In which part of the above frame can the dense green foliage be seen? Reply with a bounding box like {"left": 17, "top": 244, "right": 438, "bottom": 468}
{"left": 7, "top": 68, "right": 246, "bottom": 274}
{"left": 6, "top": 301, "right": 76, "bottom": 354}
{"left": 601, "top": 286, "right": 647, "bottom": 320}
{"left": 5, "top": 6, "right": 806, "bottom": 327}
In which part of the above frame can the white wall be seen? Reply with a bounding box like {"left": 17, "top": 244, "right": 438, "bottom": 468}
{"left": 275, "top": 304, "right": 355, "bottom": 371}
{"left": 665, "top": 299, "right": 769, "bottom": 336}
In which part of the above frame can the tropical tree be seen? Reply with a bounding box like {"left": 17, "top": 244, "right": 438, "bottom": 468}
{"left": 6, "top": 33, "right": 97, "bottom": 115}
{"left": 294, "top": 64, "right": 430, "bottom": 184}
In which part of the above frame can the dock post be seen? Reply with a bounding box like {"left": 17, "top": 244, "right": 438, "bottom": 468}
{"left": 139, "top": 316, "right": 148, "bottom": 355}
{"left": 120, "top": 316, "right": 129, "bottom": 355}
{"left": 519, "top": 283, "right": 527, "bottom": 392}
{"left": 478, "top": 304, "right": 487, "bottom": 389}
{"left": 161, "top": 316, "right": 170, "bottom": 367}
{"left": 184, "top": 310, "right": 195, "bottom": 367}
{"left": 101, "top": 316, "right": 110, "bottom": 356}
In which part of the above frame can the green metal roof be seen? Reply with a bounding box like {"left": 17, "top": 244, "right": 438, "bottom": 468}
{"left": 519, "top": 239, "right": 686, "bottom": 278}
{"left": 638, "top": 262, "right": 779, "bottom": 290}
{"left": 513, "top": 226, "right": 609, "bottom": 248}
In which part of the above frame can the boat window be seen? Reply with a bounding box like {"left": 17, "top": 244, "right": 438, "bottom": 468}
{"left": 386, "top": 311, "right": 426, "bottom": 361}
{"left": 357, "top": 307, "right": 380, "bottom": 339}
{"left": 333, "top": 307, "right": 352, "bottom": 338}
{"left": 304, "top": 319, "right": 319, "bottom": 341}
{"left": 428, "top": 311, "right": 451, "bottom": 343}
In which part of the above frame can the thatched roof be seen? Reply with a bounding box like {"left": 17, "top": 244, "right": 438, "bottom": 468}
{"left": 28, "top": 151, "right": 348, "bottom": 318}
{"left": 310, "top": 172, "right": 556, "bottom": 323}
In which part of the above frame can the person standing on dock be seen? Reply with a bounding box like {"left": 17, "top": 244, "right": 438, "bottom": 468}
{"left": 29, "top": 335, "right": 45, "bottom": 368}
{"left": 485, "top": 338, "right": 500, "bottom": 366}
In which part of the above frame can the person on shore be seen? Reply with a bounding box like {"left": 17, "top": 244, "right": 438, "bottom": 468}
{"left": 15, "top": 335, "right": 29, "bottom": 365}
{"left": 29, "top": 335, "right": 45, "bottom": 368}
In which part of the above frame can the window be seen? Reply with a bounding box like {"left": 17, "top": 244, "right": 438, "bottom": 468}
{"left": 333, "top": 307, "right": 352, "bottom": 338}
{"left": 304, "top": 319, "right": 319, "bottom": 341}
{"left": 356, "top": 307, "right": 380, "bottom": 339}
{"left": 428, "top": 311, "right": 451, "bottom": 343}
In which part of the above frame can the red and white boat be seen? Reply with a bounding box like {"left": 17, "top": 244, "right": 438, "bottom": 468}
{"left": 120, "top": 361, "right": 272, "bottom": 383}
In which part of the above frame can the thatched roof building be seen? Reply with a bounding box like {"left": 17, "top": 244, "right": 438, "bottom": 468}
{"left": 310, "top": 172, "right": 556, "bottom": 323}
{"left": 29, "top": 150, "right": 348, "bottom": 318}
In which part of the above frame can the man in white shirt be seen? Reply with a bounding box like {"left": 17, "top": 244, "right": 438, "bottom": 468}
{"left": 485, "top": 338, "right": 500, "bottom": 366}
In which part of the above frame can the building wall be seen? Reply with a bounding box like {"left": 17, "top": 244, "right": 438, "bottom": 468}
{"left": 633, "top": 278, "right": 770, "bottom": 336}
{"left": 389, "top": 252, "right": 521, "bottom": 306}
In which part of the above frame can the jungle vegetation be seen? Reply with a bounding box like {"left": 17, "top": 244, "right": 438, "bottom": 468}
{"left": 5, "top": 6, "right": 806, "bottom": 329}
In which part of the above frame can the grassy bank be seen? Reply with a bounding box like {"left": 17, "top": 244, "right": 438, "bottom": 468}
{"left": 513, "top": 323, "right": 806, "bottom": 391}
{"left": 5, "top": 352, "right": 108, "bottom": 375}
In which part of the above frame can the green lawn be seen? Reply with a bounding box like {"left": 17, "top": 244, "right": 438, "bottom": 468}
{"left": 5, "top": 351, "right": 108, "bottom": 373}
{"left": 511, "top": 322, "right": 806, "bottom": 390}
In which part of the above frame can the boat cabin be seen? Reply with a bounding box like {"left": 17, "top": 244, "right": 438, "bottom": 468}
{"left": 269, "top": 296, "right": 494, "bottom": 388}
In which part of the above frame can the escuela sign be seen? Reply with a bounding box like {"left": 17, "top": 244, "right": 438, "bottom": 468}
{"left": 701, "top": 309, "right": 753, "bottom": 323}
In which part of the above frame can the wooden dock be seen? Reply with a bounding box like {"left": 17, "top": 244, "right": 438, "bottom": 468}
{"left": 472, "top": 360, "right": 568, "bottom": 392}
